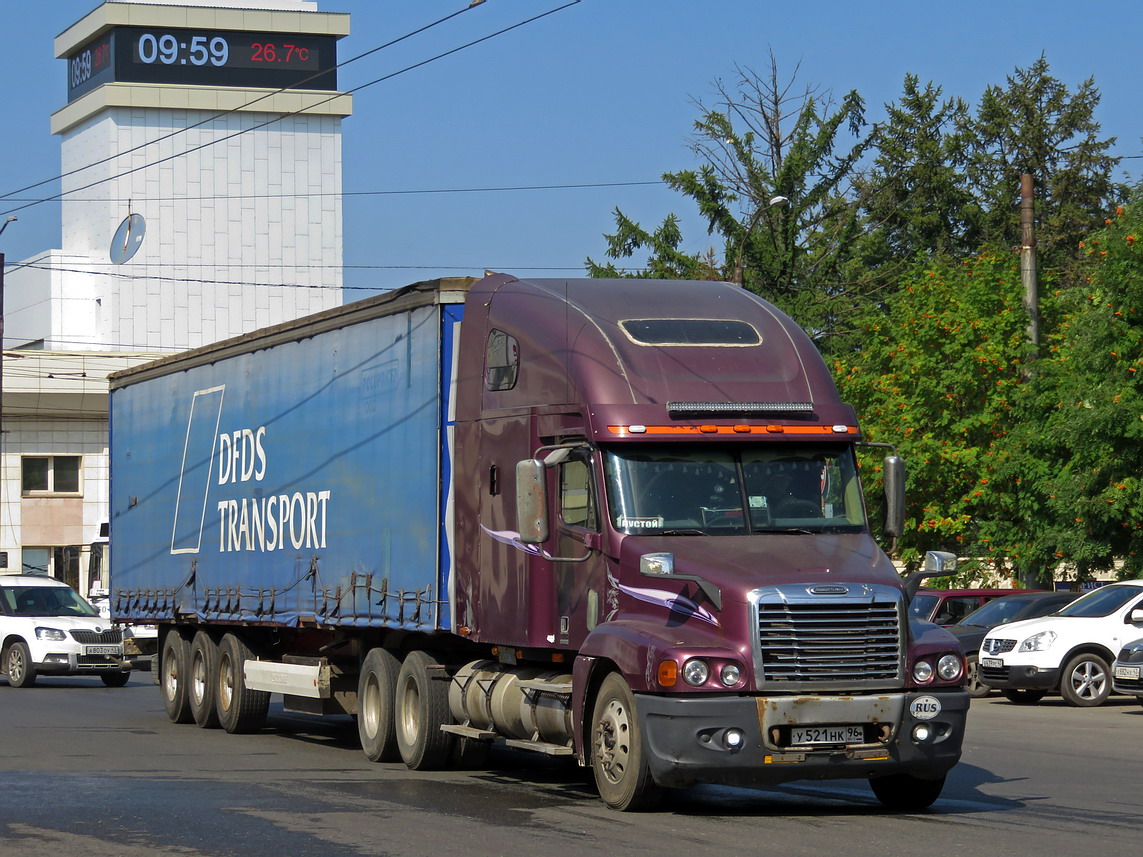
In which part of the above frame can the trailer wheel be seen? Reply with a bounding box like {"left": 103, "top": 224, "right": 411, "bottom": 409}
{"left": 189, "top": 631, "right": 221, "bottom": 728}
{"left": 160, "top": 632, "right": 193, "bottom": 723}
{"left": 395, "top": 650, "right": 454, "bottom": 770}
{"left": 870, "top": 773, "right": 946, "bottom": 811}
{"left": 216, "top": 633, "right": 270, "bottom": 734}
{"left": 4, "top": 641, "right": 36, "bottom": 688}
{"left": 100, "top": 671, "right": 130, "bottom": 687}
{"left": 590, "top": 673, "right": 660, "bottom": 811}
{"left": 358, "top": 647, "right": 402, "bottom": 762}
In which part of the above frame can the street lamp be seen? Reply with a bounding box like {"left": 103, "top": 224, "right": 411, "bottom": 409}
{"left": 731, "top": 196, "right": 788, "bottom": 286}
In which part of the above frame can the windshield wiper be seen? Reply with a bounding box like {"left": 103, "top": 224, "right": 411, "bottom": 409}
{"left": 657, "top": 528, "right": 707, "bottom": 536}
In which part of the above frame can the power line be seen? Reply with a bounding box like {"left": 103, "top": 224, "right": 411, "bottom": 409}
{"left": 0, "top": 1, "right": 583, "bottom": 219}
{"left": 0, "top": 179, "right": 665, "bottom": 205}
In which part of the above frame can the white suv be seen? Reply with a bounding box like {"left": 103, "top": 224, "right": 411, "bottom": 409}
{"left": 0, "top": 574, "right": 130, "bottom": 687}
{"left": 978, "top": 581, "right": 1143, "bottom": 707}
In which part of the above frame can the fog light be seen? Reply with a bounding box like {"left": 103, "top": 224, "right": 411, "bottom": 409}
{"left": 912, "top": 660, "right": 933, "bottom": 683}
{"left": 720, "top": 663, "right": 742, "bottom": 687}
{"left": 724, "top": 729, "right": 745, "bottom": 750}
{"left": 912, "top": 723, "right": 933, "bottom": 743}
{"left": 683, "top": 659, "right": 709, "bottom": 687}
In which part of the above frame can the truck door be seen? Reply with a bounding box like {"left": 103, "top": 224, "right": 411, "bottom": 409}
{"left": 552, "top": 448, "right": 604, "bottom": 648}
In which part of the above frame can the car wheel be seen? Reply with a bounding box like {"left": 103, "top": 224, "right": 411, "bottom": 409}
{"left": 870, "top": 773, "right": 946, "bottom": 811}
{"left": 964, "top": 655, "right": 991, "bottom": 698}
{"left": 1059, "top": 653, "right": 1111, "bottom": 707}
{"left": 4, "top": 641, "right": 37, "bottom": 688}
{"left": 1002, "top": 688, "right": 1046, "bottom": 704}
{"left": 100, "top": 671, "right": 131, "bottom": 687}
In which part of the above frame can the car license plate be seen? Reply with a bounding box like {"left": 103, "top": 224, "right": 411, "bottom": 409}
{"left": 1114, "top": 665, "right": 1141, "bottom": 680}
{"left": 982, "top": 657, "right": 1003, "bottom": 669}
{"left": 791, "top": 725, "right": 864, "bottom": 745}
{"left": 85, "top": 645, "right": 120, "bottom": 656}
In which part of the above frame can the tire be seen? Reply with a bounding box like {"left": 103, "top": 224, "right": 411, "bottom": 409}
{"left": 394, "top": 650, "right": 455, "bottom": 770}
{"left": 216, "top": 633, "right": 270, "bottom": 734}
{"left": 160, "top": 632, "right": 194, "bottom": 723}
{"left": 4, "top": 641, "right": 37, "bottom": 688}
{"left": 188, "top": 631, "right": 221, "bottom": 728}
{"left": 964, "top": 655, "right": 991, "bottom": 699}
{"left": 100, "top": 671, "right": 131, "bottom": 687}
{"left": 870, "top": 773, "right": 946, "bottom": 811}
{"left": 1002, "top": 688, "right": 1047, "bottom": 704}
{"left": 590, "top": 672, "right": 660, "bottom": 811}
{"left": 358, "top": 647, "right": 402, "bottom": 762}
{"left": 1059, "top": 653, "right": 1111, "bottom": 707}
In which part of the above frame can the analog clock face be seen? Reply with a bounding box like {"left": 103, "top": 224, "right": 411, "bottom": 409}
{"left": 67, "top": 27, "right": 338, "bottom": 100}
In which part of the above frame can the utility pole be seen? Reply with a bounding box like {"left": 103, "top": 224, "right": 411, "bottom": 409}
{"left": 1020, "top": 174, "right": 1039, "bottom": 353}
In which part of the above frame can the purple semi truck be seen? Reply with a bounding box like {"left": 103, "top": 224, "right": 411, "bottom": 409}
{"left": 109, "top": 274, "right": 967, "bottom": 811}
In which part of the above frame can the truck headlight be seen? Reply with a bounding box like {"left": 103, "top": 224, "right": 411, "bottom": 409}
{"left": 1018, "top": 630, "right": 1057, "bottom": 652}
{"left": 682, "top": 659, "right": 709, "bottom": 687}
{"left": 720, "top": 663, "right": 742, "bottom": 687}
{"left": 35, "top": 627, "right": 67, "bottom": 642}
{"left": 912, "top": 660, "right": 934, "bottom": 682}
{"left": 937, "top": 654, "right": 962, "bottom": 681}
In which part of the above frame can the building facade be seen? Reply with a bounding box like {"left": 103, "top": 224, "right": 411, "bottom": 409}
{"left": 1, "top": 0, "right": 351, "bottom": 595}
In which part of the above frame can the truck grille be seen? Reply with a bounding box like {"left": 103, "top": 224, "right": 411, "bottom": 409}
{"left": 71, "top": 629, "right": 124, "bottom": 645}
{"left": 753, "top": 585, "right": 903, "bottom": 690}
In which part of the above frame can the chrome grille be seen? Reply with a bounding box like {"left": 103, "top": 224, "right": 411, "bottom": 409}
{"left": 71, "top": 629, "right": 123, "bottom": 645}
{"left": 982, "top": 638, "right": 1016, "bottom": 656}
{"left": 753, "top": 585, "right": 903, "bottom": 689}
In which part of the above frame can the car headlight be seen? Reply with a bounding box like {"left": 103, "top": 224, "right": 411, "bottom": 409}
{"left": 1018, "top": 630, "right": 1057, "bottom": 652}
{"left": 682, "top": 658, "right": 709, "bottom": 687}
{"left": 937, "top": 654, "right": 962, "bottom": 681}
{"left": 35, "top": 627, "right": 67, "bottom": 642}
{"left": 912, "top": 660, "right": 934, "bottom": 682}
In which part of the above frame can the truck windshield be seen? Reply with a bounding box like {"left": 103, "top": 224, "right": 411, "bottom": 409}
{"left": 603, "top": 443, "right": 866, "bottom": 535}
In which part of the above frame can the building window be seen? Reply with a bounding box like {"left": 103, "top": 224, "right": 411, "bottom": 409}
{"left": 21, "top": 456, "right": 82, "bottom": 495}
{"left": 21, "top": 547, "right": 81, "bottom": 590}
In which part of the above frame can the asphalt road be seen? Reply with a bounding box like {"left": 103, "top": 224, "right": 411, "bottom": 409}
{"left": 0, "top": 674, "right": 1140, "bottom": 857}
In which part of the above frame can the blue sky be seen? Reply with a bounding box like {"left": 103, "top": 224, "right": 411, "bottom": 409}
{"left": 2, "top": 0, "right": 1141, "bottom": 295}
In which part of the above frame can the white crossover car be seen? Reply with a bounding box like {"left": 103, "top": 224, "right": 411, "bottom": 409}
{"left": 0, "top": 574, "right": 130, "bottom": 687}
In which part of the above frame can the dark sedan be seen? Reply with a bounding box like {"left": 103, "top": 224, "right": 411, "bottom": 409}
{"left": 947, "top": 590, "right": 1081, "bottom": 697}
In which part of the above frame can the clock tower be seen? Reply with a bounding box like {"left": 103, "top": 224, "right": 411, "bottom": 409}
{"left": 36, "top": 0, "right": 352, "bottom": 351}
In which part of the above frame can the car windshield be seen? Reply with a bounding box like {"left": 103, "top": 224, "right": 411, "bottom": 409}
{"left": 956, "top": 597, "right": 1033, "bottom": 627}
{"left": 0, "top": 584, "right": 98, "bottom": 617}
{"left": 603, "top": 443, "right": 866, "bottom": 535}
{"left": 1056, "top": 584, "right": 1143, "bottom": 618}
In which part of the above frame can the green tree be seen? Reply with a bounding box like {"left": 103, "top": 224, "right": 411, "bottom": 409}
{"left": 587, "top": 57, "right": 869, "bottom": 339}
{"left": 834, "top": 250, "right": 1037, "bottom": 574}
{"left": 966, "top": 55, "right": 1121, "bottom": 270}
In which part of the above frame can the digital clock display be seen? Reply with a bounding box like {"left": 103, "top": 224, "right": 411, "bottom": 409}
{"left": 66, "top": 26, "right": 337, "bottom": 100}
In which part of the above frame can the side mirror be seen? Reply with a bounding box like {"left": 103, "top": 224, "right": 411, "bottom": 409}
{"left": 1129, "top": 607, "right": 1143, "bottom": 625}
{"left": 903, "top": 550, "right": 958, "bottom": 603}
{"left": 515, "top": 459, "right": 548, "bottom": 544}
{"left": 883, "top": 454, "right": 906, "bottom": 539}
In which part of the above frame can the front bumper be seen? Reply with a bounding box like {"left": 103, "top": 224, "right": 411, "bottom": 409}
{"left": 637, "top": 690, "right": 968, "bottom": 789}
{"left": 977, "top": 660, "right": 1060, "bottom": 691}
{"left": 33, "top": 651, "right": 128, "bottom": 675}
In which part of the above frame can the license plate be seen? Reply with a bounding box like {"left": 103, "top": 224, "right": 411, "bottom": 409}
{"left": 982, "top": 658, "right": 1003, "bottom": 669}
{"left": 1114, "top": 665, "right": 1140, "bottom": 680}
{"left": 85, "top": 645, "right": 120, "bottom": 656}
{"left": 791, "top": 725, "right": 864, "bottom": 745}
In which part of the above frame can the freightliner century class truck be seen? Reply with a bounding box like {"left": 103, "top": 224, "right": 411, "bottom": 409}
{"left": 108, "top": 274, "right": 968, "bottom": 811}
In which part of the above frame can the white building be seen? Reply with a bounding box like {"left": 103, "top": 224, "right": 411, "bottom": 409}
{"left": 1, "top": 0, "right": 351, "bottom": 595}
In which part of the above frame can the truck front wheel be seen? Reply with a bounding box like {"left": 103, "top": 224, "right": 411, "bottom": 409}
{"left": 160, "top": 632, "right": 193, "bottom": 722}
{"left": 590, "top": 673, "right": 660, "bottom": 811}
{"left": 394, "top": 649, "right": 454, "bottom": 770}
{"left": 870, "top": 773, "right": 946, "bottom": 811}
{"left": 216, "top": 633, "right": 270, "bottom": 733}
{"left": 358, "top": 647, "right": 401, "bottom": 762}
{"left": 189, "top": 631, "right": 221, "bottom": 728}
